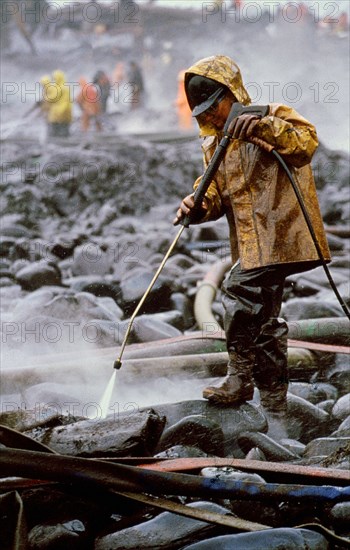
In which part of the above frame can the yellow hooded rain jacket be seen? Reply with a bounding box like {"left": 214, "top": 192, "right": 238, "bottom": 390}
{"left": 185, "top": 55, "right": 331, "bottom": 271}
{"left": 46, "top": 70, "right": 72, "bottom": 124}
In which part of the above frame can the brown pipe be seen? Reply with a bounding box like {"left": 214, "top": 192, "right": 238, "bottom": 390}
{"left": 137, "top": 457, "right": 350, "bottom": 486}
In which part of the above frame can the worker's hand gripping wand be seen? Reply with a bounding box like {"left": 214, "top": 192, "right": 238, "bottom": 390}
{"left": 113, "top": 103, "right": 269, "bottom": 370}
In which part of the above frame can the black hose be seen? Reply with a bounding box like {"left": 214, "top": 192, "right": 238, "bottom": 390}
{"left": 272, "top": 150, "right": 350, "bottom": 322}
{"left": 1, "top": 448, "right": 350, "bottom": 504}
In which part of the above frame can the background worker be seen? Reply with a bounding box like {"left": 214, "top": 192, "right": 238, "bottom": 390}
{"left": 46, "top": 69, "right": 72, "bottom": 138}
{"left": 93, "top": 70, "right": 111, "bottom": 115}
{"left": 174, "top": 55, "right": 330, "bottom": 425}
{"left": 76, "top": 77, "right": 102, "bottom": 132}
{"left": 175, "top": 70, "right": 194, "bottom": 131}
{"left": 127, "top": 60, "right": 145, "bottom": 110}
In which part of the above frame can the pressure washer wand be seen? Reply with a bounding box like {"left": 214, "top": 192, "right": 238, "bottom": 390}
{"left": 112, "top": 134, "right": 232, "bottom": 369}
{"left": 113, "top": 225, "right": 185, "bottom": 369}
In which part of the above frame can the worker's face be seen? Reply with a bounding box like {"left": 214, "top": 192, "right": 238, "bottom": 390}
{"left": 197, "top": 96, "right": 234, "bottom": 130}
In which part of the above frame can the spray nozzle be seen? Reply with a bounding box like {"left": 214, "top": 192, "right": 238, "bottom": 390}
{"left": 113, "top": 359, "right": 122, "bottom": 370}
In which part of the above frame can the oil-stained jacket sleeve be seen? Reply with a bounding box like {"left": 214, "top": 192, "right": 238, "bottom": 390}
{"left": 253, "top": 103, "right": 318, "bottom": 168}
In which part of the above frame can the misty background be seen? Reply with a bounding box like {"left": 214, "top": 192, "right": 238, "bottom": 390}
{"left": 1, "top": 0, "right": 349, "bottom": 151}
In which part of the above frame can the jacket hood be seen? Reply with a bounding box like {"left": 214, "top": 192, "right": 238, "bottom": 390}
{"left": 184, "top": 55, "right": 251, "bottom": 136}
{"left": 53, "top": 70, "right": 66, "bottom": 85}
{"left": 40, "top": 75, "right": 51, "bottom": 86}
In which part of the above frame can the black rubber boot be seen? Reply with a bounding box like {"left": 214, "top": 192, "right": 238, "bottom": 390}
{"left": 259, "top": 383, "right": 288, "bottom": 414}
{"left": 203, "top": 352, "right": 254, "bottom": 405}
{"left": 259, "top": 383, "right": 289, "bottom": 440}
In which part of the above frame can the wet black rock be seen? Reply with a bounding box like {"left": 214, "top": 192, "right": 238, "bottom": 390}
{"left": 50, "top": 238, "right": 81, "bottom": 260}
{"left": 331, "top": 415, "right": 350, "bottom": 437}
{"left": 282, "top": 297, "right": 344, "bottom": 320}
{"left": 288, "top": 381, "right": 338, "bottom": 405}
{"left": 325, "top": 361, "right": 350, "bottom": 395}
{"left": 1, "top": 139, "right": 202, "bottom": 230}
{"left": 71, "top": 280, "right": 122, "bottom": 304}
{"left": 0, "top": 407, "right": 82, "bottom": 433}
{"left": 303, "top": 437, "right": 350, "bottom": 461}
{"left": 34, "top": 409, "right": 166, "bottom": 457}
{"left": 154, "top": 445, "right": 212, "bottom": 459}
{"left": 320, "top": 441, "right": 350, "bottom": 470}
{"left": 237, "top": 431, "right": 299, "bottom": 462}
{"left": 12, "top": 289, "right": 119, "bottom": 323}
{"left": 0, "top": 223, "right": 35, "bottom": 239}
{"left": 286, "top": 394, "right": 331, "bottom": 443}
{"left": 70, "top": 243, "right": 114, "bottom": 277}
{"left": 95, "top": 501, "right": 232, "bottom": 550}
{"left": 123, "top": 314, "right": 182, "bottom": 343}
{"left": 156, "top": 414, "right": 225, "bottom": 456}
{"left": 139, "top": 400, "right": 267, "bottom": 457}
{"left": 182, "top": 527, "right": 329, "bottom": 550}
{"left": 325, "top": 232, "right": 346, "bottom": 251}
{"left": 15, "top": 260, "right": 62, "bottom": 291}
{"left": 330, "top": 502, "right": 350, "bottom": 534}
{"left": 169, "top": 292, "right": 196, "bottom": 329}
{"left": 226, "top": 499, "right": 281, "bottom": 530}
{"left": 120, "top": 269, "right": 174, "bottom": 316}
{"left": 332, "top": 393, "right": 350, "bottom": 421}
{"left": 0, "top": 235, "right": 17, "bottom": 257}
{"left": 28, "top": 519, "right": 87, "bottom": 550}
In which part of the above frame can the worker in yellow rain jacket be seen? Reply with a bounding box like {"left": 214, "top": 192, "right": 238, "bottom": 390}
{"left": 46, "top": 69, "right": 72, "bottom": 138}
{"left": 174, "top": 55, "right": 330, "bottom": 424}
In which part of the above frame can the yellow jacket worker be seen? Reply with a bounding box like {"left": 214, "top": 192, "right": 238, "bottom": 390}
{"left": 46, "top": 70, "right": 72, "bottom": 138}
{"left": 174, "top": 55, "right": 330, "bottom": 421}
